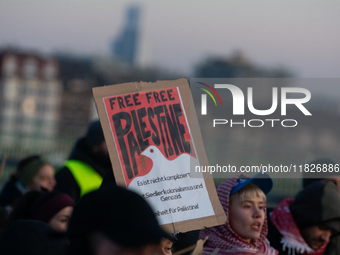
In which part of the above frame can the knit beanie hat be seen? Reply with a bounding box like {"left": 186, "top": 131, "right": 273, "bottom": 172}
{"left": 17, "top": 156, "right": 51, "bottom": 186}
{"left": 290, "top": 182, "right": 340, "bottom": 231}
{"left": 85, "top": 120, "right": 105, "bottom": 147}
{"left": 32, "top": 192, "right": 74, "bottom": 224}
{"left": 302, "top": 158, "right": 339, "bottom": 188}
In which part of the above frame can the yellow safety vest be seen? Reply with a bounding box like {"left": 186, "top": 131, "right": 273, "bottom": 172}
{"left": 64, "top": 160, "right": 103, "bottom": 197}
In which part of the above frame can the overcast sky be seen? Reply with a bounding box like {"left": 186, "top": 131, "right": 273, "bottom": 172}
{"left": 1, "top": 0, "right": 340, "bottom": 78}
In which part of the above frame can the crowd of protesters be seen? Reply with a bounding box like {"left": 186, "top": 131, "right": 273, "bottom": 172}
{"left": 0, "top": 120, "right": 339, "bottom": 255}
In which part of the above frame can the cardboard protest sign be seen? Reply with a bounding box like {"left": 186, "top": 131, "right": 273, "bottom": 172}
{"left": 92, "top": 78, "right": 226, "bottom": 233}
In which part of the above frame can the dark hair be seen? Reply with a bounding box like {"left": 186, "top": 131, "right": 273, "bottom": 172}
{"left": 11, "top": 155, "right": 41, "bottom": 180}
{"left": 85, "top": 120, "right": 105, "bottom": 147}
{"left": 17, "top": 155, "right": 41, "bottom": 173}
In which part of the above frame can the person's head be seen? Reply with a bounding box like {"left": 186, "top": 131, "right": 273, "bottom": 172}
{"left": 68, "top": 185, "right": 170, "bottom": 255}
{"left": 299, "top": 224, "right": 336, "bottom": 250}
{"left": 290, "top": 182, "right": 340, "bottom": 250}
{"left": 30, "top": 191, "right": 74, "bottom": 232}
{"left": 46, "top": 205, "right": 73, "bottom": 233}
{"left": 88, "top": 232, "right": 163, "bottom": 255}
{"left": 85, "top": 120, "right": 111, "bottom": 167}
{"left": 198, "top": 173, "right": 275, "bottom": 254}
{"left": 16, "top": 155, "right": 56, "bottom": 191}
{"left": 303, "top": 158, "right": 340, "bottom": 191}
{"left": 217, "top": 173, "right": 273, "bottom": 244}
{"left": 8, "top": 190, "right": 74, "bottom": 232}
{"left": 229, "top": 183, "right": 266, "bottom": 243}
{"left": 85, "top": 121, "right": 106, "bottom": 154}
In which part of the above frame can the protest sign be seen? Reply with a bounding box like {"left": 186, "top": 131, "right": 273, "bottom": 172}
{"left": 92, "top": 78, "right": 226, "bottom": 233}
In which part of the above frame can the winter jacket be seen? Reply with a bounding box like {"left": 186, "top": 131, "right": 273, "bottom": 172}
{"left": 0, "top": 178, "right": 27, "bottom": 210}
{"left": 55, "top": 137, "right": 115, "bottom": 202}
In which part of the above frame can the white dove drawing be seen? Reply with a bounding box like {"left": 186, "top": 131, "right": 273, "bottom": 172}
{"left": 140, "top": 145, "right": 200, "bottom": 177}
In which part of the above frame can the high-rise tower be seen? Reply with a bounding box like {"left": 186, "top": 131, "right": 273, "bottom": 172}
{"left": 112, "top": 6, "right": 140, "bottom": 66}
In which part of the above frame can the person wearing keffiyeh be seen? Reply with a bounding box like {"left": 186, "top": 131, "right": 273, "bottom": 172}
{"left": 302, "top": 158, "right": 340, "bottom": 255}
{"left": 267, "top": 181, "right": 340, "bottom": 255}
{"left": 199, "top": 173, "right": 278, "bottom": 255}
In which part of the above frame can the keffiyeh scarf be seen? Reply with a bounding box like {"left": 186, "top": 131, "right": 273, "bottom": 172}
{"left": 270, "top": 198, "right": 327, "bottom": 255}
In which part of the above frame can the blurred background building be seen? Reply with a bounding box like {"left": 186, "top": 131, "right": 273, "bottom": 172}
{"left": 1, "top": 1, "right": 340, "bottom": 205}
{"left": 0, "top": 50, "right": 62, "bottom": 150}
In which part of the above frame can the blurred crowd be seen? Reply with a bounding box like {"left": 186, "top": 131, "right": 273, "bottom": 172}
{"left": 0, "top": 120, "right": 339, "bottom": 255}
